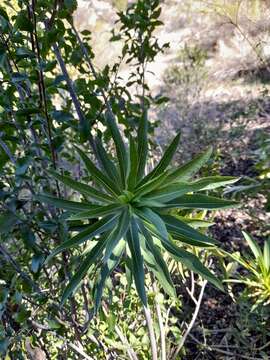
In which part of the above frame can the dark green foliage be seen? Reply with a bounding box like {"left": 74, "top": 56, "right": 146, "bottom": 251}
{"left": 38, "top": 129, "right": 239, "bottom": 308}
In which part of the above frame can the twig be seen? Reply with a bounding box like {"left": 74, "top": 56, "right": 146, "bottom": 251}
{"left": 30, "top": 320, "right": 95, "bottom": 360}
{"left": 0, "top": 244, "right": 42, "bottom": 295}
{"left": 172, "top": 280, "right": 208, "bottom": 360}
{"left": 30, "top": 0, "right": 58, "bottom": 170}
{"left": 188, "top": 333, "right": 263, "bottom": 360}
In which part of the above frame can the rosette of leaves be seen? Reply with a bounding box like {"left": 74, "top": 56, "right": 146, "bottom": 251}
{"left": 37, "top": 113, "right": 238, "bottom": 309}
{"left": 225, "top": 232, "right": 270, "bottom": 309}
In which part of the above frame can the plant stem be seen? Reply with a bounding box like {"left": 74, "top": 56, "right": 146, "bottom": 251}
{"left": 172, "top": 280, "right": 208, "bottom": 360}
{"left": 143, "top": 305, "right": 158, "bottom": 360}
{"left": 152, "top": 280, "right": 166, "bottom": 360}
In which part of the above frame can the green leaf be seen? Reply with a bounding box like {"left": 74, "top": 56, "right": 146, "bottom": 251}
{"left": 263, "top": 238, "right": 270, "bottom": 272}
{"left": 138, "top": 210, "right": 222, "bottom": 290}
{"left": 35, "top": 194, "right": 95, "bottom": 212}
{"left": 142, "top": 176, "right": 238, "bottom": 204}
{"left": 242, "top": 231, "right": 263, "bottom": 260}
{"left": 47, "top": 216, "right": 118, "bottom": 261}
{"left": 50, "top": 171, "right": 114, "bottom": 203}
{"left": 189, "top": 176, "right": 239, "bottom": 191}
{"left": 75, "top": 146, "right": 121, "bottom": 196}
{"left": 137, "top": 110, "right": 148, "bottom": 180}
{"left": 16, "top": 47, "right": 35, "bottom": 58}
{"left": 166, "top": 147, "right": 212, "bottom": 183}
{"left": 94, "top": 238, "right": 125, "bottom": 312}
{"left": 16, "top": 108, "right": 41, "bottom": 116}
{"left": 136, "top": 208, "right": 169, "bottom": 242}
{"left": 161, "top": 214, "right": 218, "bottom": 247}
{"left": 0, "top": 211, "right": 17, "bottom": 234}
{"left": 134, "top": 172, "right": 168, "bottom": 199}
{"left": 166, "top": 194, "right": 240, "bottom": 209}
{"left": 160, "top": 236, "right": 223, "bottom": 290}
{"left": 104, "top": 210, "right": 130, "bottom": 262}
{"left": 142, "top": 182, "right": 197, "bottom": 204}
{"left": 127, "top": 135, "right": 138, "bottom": 190}
{"left": 95, "top": 137, "right": 121, "bottom": 186}
{"left": 61, "top": 235, "right": 108, "bottom": 305}
{"left": 176, "top": 217, "right": 214, "bottom": 229}
{"left": 138, "top": 219, "right": 175, "bottom": 297}
{"left": 69, "top": 203, "right": 124, "bottom": 220}
{"left": 139, "top": 132, "right": 180, "bottom": 186}
{"left": 15, "top": 12, "right": 33, "bottom": 32}
{"left": 126, "top": 217, "right": 147, "bottom": 306}
{"left": 105, "top": 111, "right": 128, "bottom": 187}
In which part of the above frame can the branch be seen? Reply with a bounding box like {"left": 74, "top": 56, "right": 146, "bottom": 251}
{"left": 172, "top": 280, "right": 208, "bottom": 360}
{"left": 0, "top": 244, "right": 42, "bottom": 295}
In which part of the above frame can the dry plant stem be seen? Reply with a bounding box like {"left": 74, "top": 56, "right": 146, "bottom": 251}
{"left": 172, "top": 280, "right": 208, "bottom": 360}
{"left": 188, "top": 333, "right": 262, "bottom": 360}
{"left": 143, "top": 305, "right": 158, "bottom": 360}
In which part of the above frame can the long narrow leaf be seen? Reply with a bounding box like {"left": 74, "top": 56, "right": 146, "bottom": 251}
{"left": 94, "top": 238, "right": 125, "bottom": 312}
{"left": 50, "top": 171, "right": 114, "bottom": 203}
{"left": 136, "top": 207, "right": 169, "bottom": 242}
{"left": 159, "top": 235, "right": 223, "bottom": 290}
{"left": 46, "top": 216, "right": 118, "bottom": 262}
{"left": 127, "top": 135, "right": 138, "bottom": 190}
{"left": 138, "top": 210, "right": 223, "bottom": 290}
{"left": 35, "top": 194, "right": 95, "bottom": 212}
{"left": 106, "top": 111, "right": 128, "bottom": 187}
{"left": 166, "top": 194, "right": 240, "bottom": 209}
{"left": 145, "top": 176, "right": 239, "bottom": 204}
{"left": 161, "top": 214, "right": 218, "bottom": 247}
{"left": 95, "top": 137, "right": 122, "bottom": 186}
{"left": 138, "top": 132, "right": 180, "bottom": 186}
{"left": 68, "top": 203, "right": 124, "bottom": 221}
{"left": 137, "top": 110, "right": 148, "bottom": 180}
{"left": 61, "top": 235, "right": 108, "bottom": 305}
{"left": 263, "top": 238, "right": 270, "bottom": 272}
{"left": 134, "top": 171, "right": 168, "bottom": 199}
{"left": 138, "top": 219, "right": 175, "bottom": 297}
{"left": 75, "top": 145, "right": 120, "bottom": 196}
{"left": 243, "top": 231, "right": 263, "bottom": 259}
{"left": 166, "top": 147, "right": 212, "bottom": 183}
{"left": 104, "top": 209, "right": 130, "bottom": 262}
{"left": 126, "top": 217, "right": 147, "bottom": 306}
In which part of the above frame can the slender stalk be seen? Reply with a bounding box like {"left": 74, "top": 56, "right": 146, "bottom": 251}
{"left": 30, "top": 0, "right": 58, "bottom": 169}
{"left": 0, "top": 244, "right": 42, "bottom": 295}
{"left": 102, "top": 303, "right": 139, "bottom": 360}
{"left": 172, "top": 280, "right": 208, "bottom": 359}
{"left": 143, "top": 305, "right": 158, "bottom": 360}
{"left": 114, "top": 326, "right": 140, "bottom": 360}
{"left": 152, "top": 279, "right": 166, "bottom": 360}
